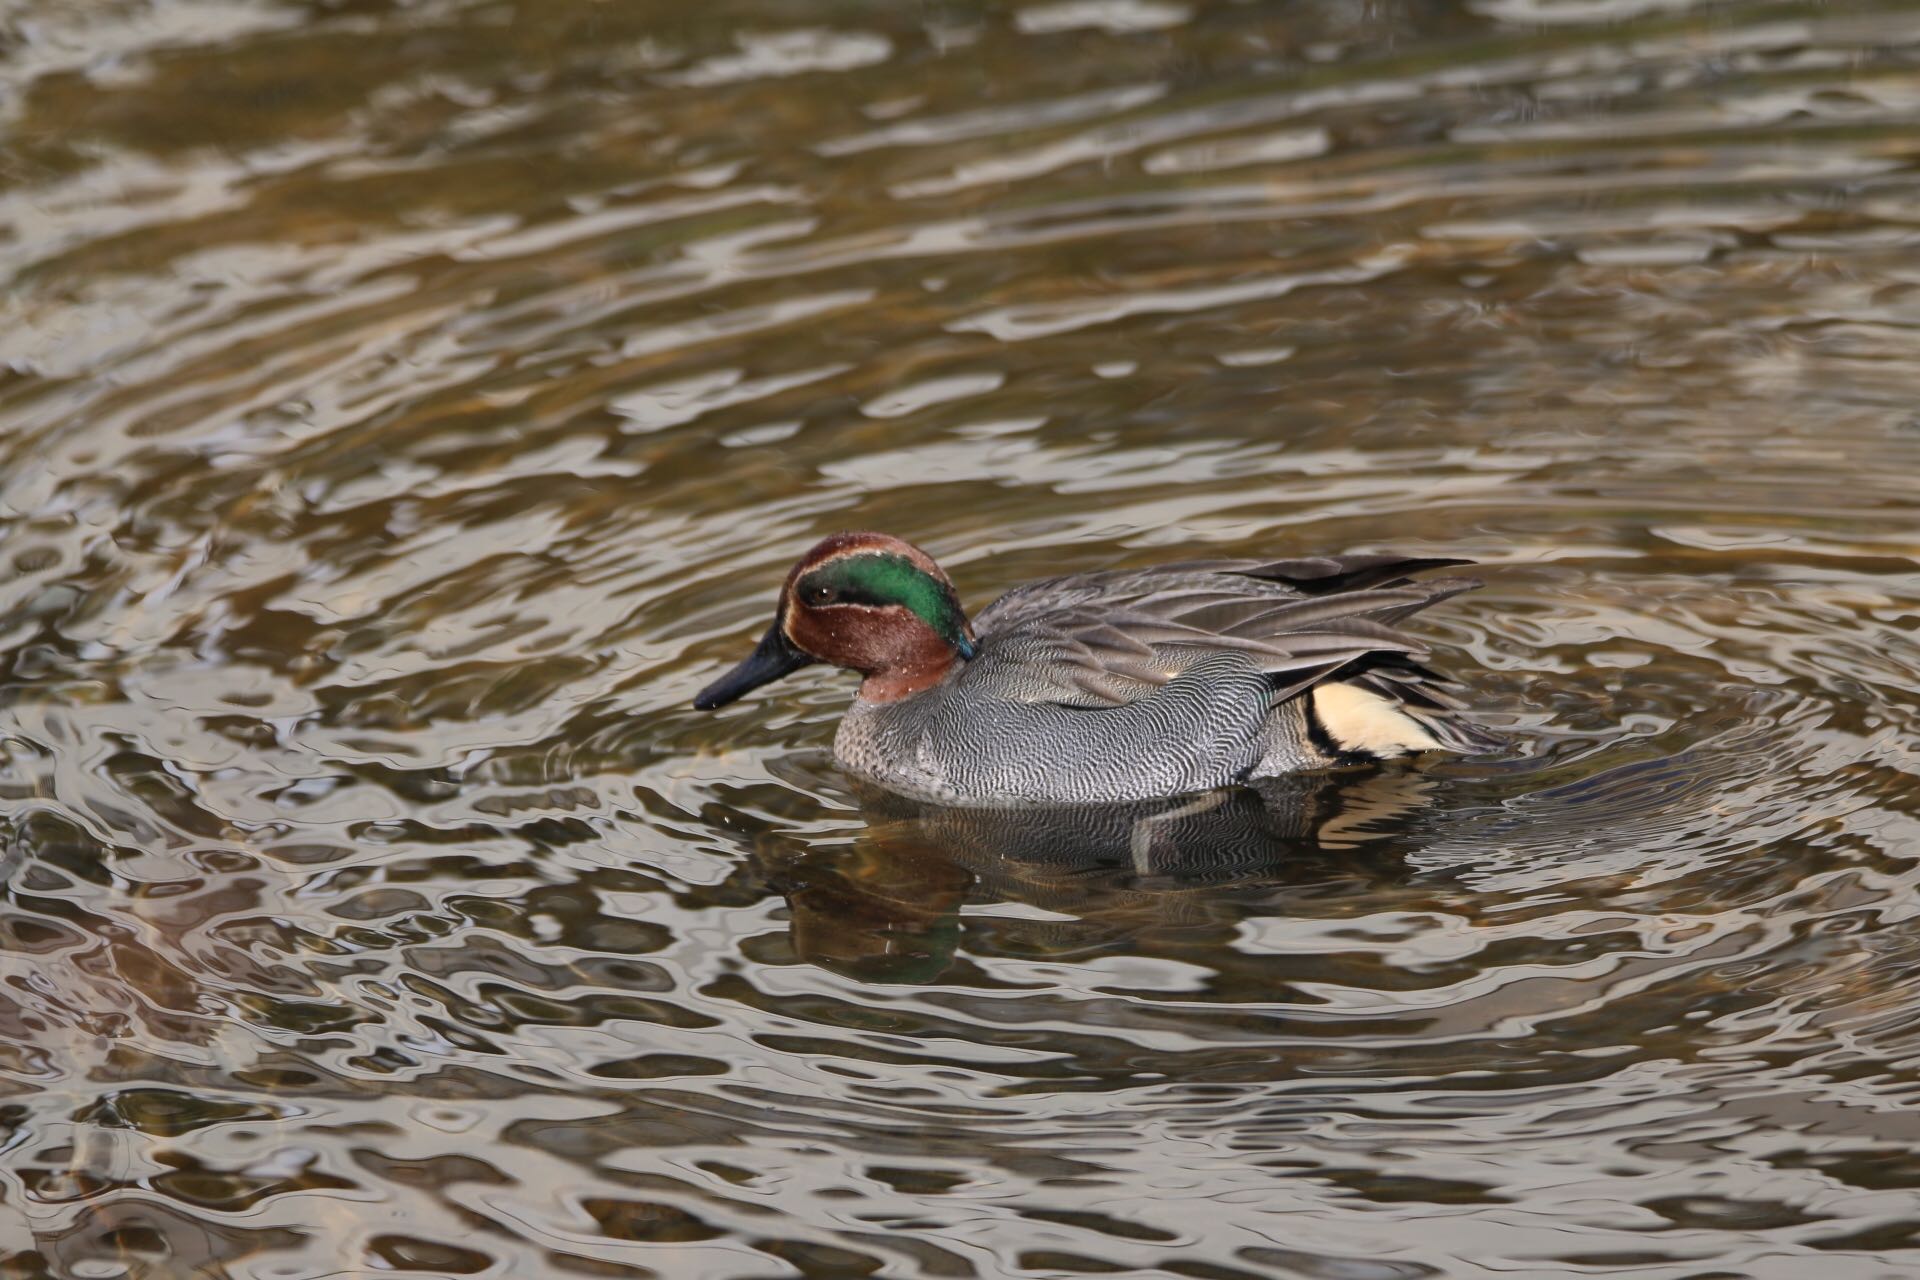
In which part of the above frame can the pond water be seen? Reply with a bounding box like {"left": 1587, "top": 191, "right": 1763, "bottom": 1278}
{"left": 2, "top": 1, "right": 1919, "bottom": 1276}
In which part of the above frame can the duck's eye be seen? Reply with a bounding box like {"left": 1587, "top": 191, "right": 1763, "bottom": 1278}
{"left": 804, "top": 584, "right": 834, "bottom": 606}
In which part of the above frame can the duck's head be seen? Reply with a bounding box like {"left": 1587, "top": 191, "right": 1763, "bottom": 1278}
{"left": 693, "top": 532, "right": 976, "bottom": 710}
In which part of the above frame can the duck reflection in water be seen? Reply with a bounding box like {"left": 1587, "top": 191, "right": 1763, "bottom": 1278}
{"left": 765, "top": 765, "right": 1445, "bottom": 983}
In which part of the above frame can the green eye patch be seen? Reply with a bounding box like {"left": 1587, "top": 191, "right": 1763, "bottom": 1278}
{"left": 796, "top": 554, "right": 970, "bottom": 652}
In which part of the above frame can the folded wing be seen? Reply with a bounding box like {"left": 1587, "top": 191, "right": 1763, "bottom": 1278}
{"left": 971, "top": 554, "right": 1483, "bottom": 716}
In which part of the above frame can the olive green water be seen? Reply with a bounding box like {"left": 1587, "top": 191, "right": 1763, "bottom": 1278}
{"left": 2, "top": 1, "right": 1920, "bottom": 1277}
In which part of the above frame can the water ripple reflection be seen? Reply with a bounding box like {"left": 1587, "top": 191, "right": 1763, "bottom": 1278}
{"left": 1, "top": 1, "right": 1919, "bottom": 1277}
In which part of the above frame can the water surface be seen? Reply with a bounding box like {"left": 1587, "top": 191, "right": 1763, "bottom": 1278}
{"left": 2, "top": 1, "right": 1919, "bottom": 1277}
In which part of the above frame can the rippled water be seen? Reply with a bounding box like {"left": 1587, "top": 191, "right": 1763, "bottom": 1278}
{"left": 3, "top": 1, "right": 1920, "bottom": 1276}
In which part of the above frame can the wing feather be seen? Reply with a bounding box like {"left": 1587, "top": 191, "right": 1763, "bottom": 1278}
{"left": 968, "top": 553, "right": 1479, "bottom": 711}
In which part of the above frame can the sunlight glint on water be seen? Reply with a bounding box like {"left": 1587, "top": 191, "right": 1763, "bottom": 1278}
{"left": 0, "top": 2, "right": 1918, "bottom": 1277}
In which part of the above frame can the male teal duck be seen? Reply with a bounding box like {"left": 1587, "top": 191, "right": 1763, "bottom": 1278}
{"left": 693, "top": 532, "right": 1495, "bottom": 806}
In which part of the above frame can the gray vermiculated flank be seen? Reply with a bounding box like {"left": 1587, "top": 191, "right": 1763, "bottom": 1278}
{"left": 833, "top": 555, "right": 1492, "bottom": 806}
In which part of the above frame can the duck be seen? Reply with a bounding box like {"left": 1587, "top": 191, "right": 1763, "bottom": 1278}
{"left": 692, "top": 532, "right": 1495, "bottom": 806}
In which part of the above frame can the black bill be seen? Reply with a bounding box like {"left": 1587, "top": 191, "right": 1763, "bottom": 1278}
{"left": 692, "top": 621, "right": 812, "bottom": 709}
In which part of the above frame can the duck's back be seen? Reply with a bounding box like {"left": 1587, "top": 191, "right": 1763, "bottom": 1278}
{"left": 835, "top": 554, "right": 1493, "bottom": 805}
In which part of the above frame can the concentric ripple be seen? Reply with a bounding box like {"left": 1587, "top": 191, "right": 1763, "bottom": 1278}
{"left": 2, "top": 1, "right": 1919, "bottom": 1277}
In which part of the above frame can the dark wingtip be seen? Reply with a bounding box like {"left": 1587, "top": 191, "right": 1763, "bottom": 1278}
{"left": 1448, "top": 719, "right": 1507, "bottom": 753}
{"left": 1237, "top": 554, "right": 1480, "bottom": 595}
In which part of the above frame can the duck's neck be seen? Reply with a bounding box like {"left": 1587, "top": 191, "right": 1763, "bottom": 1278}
{"left": 858, "top": 650, "right": 960, "bottom": 703}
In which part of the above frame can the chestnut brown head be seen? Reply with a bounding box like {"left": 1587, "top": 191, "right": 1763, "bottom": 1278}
{"left": 693, "top": 532, "right": 976, "bottom": 709}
